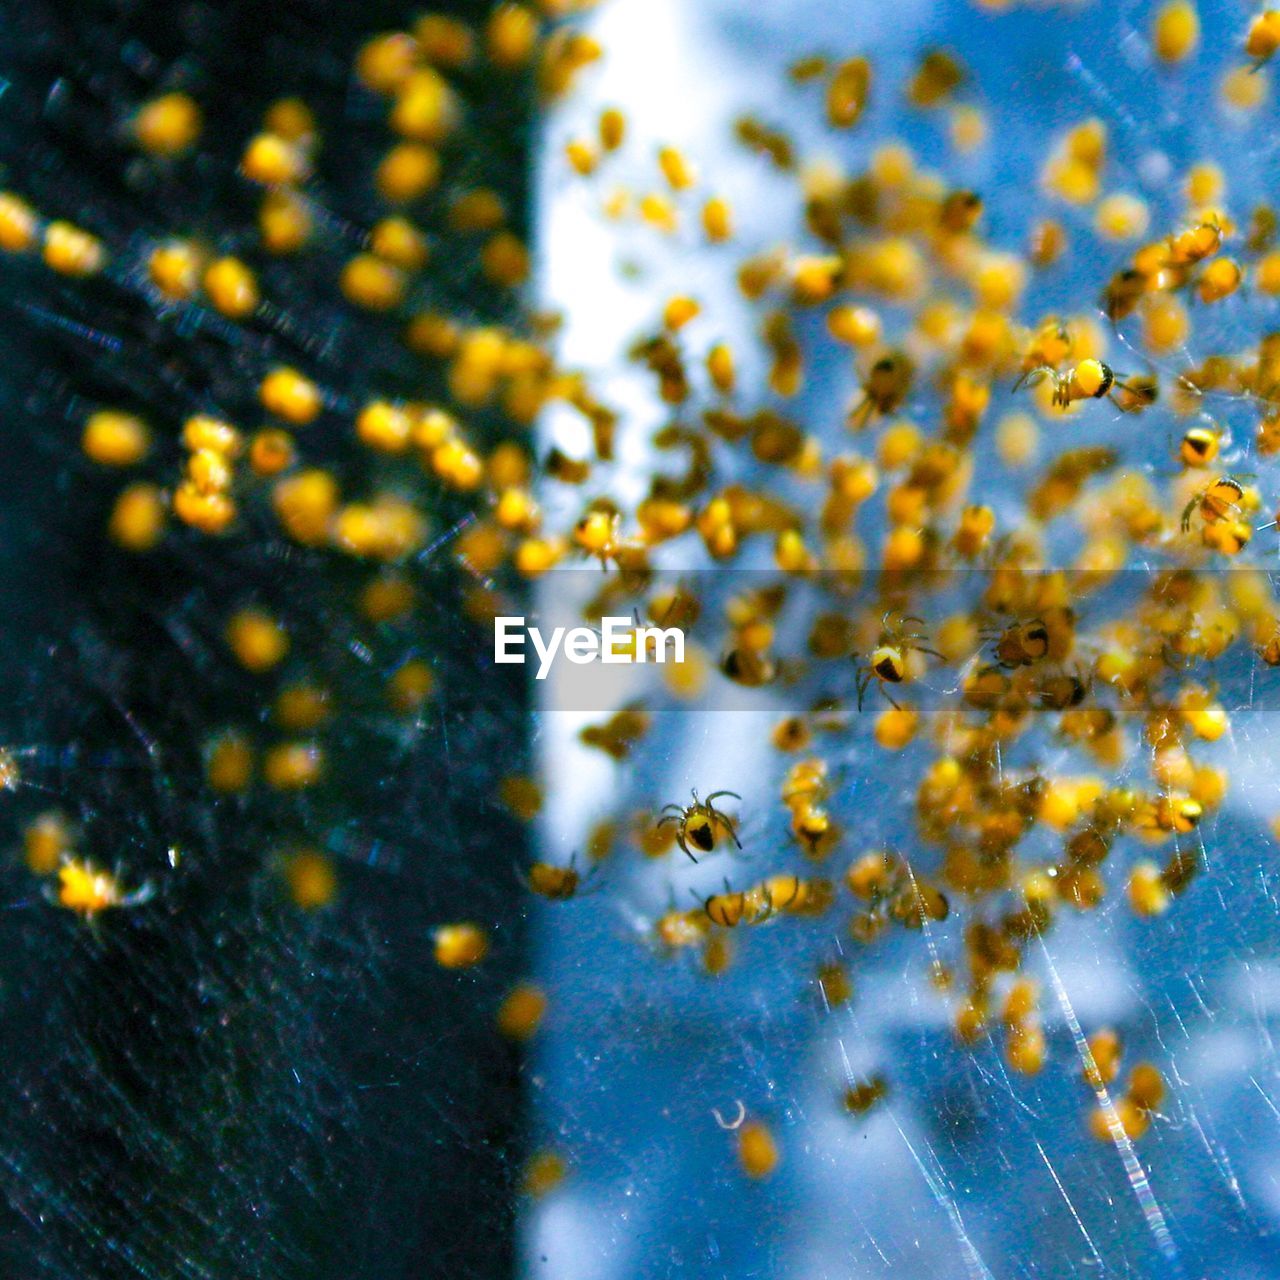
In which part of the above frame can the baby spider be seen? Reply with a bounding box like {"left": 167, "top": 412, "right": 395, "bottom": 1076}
{"left": 573, "top": 505, "right": 628, "bottom": 569}
{"left": 658, "top": 788, "right": 742, "bottom": 862}
{"left": 517, "top": 852, "right": 598, "bottom": 901}
{"left": 984, "top": 617, "right": 1050, "bottom": 669}
{"left": 1246, "top": 10, "right": 1280, "bottom": 70}
{"left": 1180, "top": 473, "right": 1253, "bottom": 532}
{"left": 700, "top": 879, "right": 773, "bottom": 928}
{"left": 1166, "top": 217, "right": 1223, "bottom": 268}
{"left": 1011, "top": 319, "right": 1073, "bottom": 391}
{"left": 1112, "top": 372, "right": 1159, "bottom": 414}
{"left": 1102, "top": 267, "right": 1148, "bottom": 325}
{"left": 847, "top": 349, "right": 914, "bottom": 430}
{"left": 1177, "top": 423, "right": 1221, "bottom": 469}
{"left": 1036, "top": 669, "right": 1091, "bottom": 711}
{"left": 855, "top": 613, "right": 941, "bottom": 710}
{"left": 1018, "top": 358, "right": 1141, "bottom": 410}
{"left": 47, "top": 857, "right": 154, "bottom": 920}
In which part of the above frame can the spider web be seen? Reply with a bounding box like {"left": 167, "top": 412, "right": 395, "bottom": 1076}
{"left": 528, "top": 0, "right": 1280, "bottom": 1275}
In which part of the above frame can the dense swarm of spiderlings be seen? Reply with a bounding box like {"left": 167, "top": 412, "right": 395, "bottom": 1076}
{"left": 9, "top": 0, "right": 1280, "bottom": 1199}
{"left": 529, "top": 0, "right": 1280, "bottom": 1173}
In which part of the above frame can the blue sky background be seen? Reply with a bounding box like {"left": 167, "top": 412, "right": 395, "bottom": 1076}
{"left": 530, "top": 2, "right": 1280, "bottom": 1276}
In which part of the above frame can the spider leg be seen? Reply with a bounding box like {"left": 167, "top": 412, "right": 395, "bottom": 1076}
{"left": 124, "top": 883, "right": 155, "bottom": 908}
{"left": 705, "top": 790, "right": 741, "bottom": 804}
{"left": 676, "top": 832, "right": 698, "bottom": 864}
{"left": 1013, "top": 365, "right": 1051, "bottom": 393}
{"left": 568, "top": 854, "right": 604, "bottom": 896}
{"left": 714, "top": 813, "right": 744, "bottom": 850}
{"left": 1108, "top": 381, "right": 1154, "bottom": 413}
{"left": 848, "top": 396, "right": 873, "bottom": 431}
